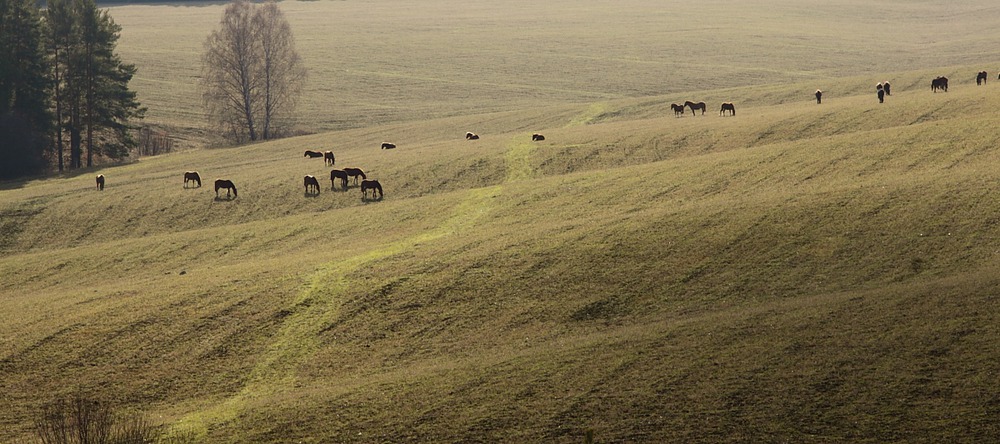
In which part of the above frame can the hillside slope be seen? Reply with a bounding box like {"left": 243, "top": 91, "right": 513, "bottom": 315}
{"left": 3, "top": 74, "right": 1000, "bottom": 442}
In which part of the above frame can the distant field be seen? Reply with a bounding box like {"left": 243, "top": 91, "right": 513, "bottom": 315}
{"left": 5, "top": 0, "right": 1000, "bottom": 442}
{"left": 113, "top": 0, "right": 1000, "bottom": 148}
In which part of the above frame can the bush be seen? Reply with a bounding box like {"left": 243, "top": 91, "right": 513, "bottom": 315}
{"left": 32, "top": 394, "right": 159, "bottom": 444}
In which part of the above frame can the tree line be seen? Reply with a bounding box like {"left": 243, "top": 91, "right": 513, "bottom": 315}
{"left": 0, "top": 0, "right": 144, "bottom": 180}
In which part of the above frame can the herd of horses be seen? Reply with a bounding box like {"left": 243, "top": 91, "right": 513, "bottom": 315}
{"left": 671, "top": 100, "right": 735, "bottom": 117}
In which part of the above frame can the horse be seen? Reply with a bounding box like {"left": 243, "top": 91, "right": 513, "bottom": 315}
{"left": 815, "top": 90, "right": 822, "bottom": 104}
{"left": 96, "top": 174, "right": 105, "bottom": 190}
{"left": 304, "top": 150, "right": 323, "bottom": 158}
{"left": 670, "top": 103, "right": 686, "bottom": 116}
{"left": 183, "top": 171, "right": 202, "bottom": 188}
{"left": 931, "top": 76, "right": 948, "bottom": 92}
{"left": 381, "top": 142, "right": 396, "bottom": 149}
{"left": 304, "top": 175, "right": 320, "bottom": 194}
{"left": 214, "top": 179, "right": 237, "bottom": 199}
{"left": 684, "top": 101, "right": 706, "bottom": 115}
{"left": 883, "top": 81, "right": 891, "bottom": 96}
{"left": 532, "top": 133, "right": 545, "bottom": 141}
{"left": 977, "top": 71, "right": 988, "bottom": 86}
{"left": 330, "top": 169, "right": 348, "bottom": 190}
{"left": 324, "top": 151, "right": 335, "bottom": 166}
{"left": 719, "top": 102, "right": 736, "bottom": 116}
{"left": 361, "top": 179, "right": 383, "bottom": 200}
{"left": 466, "top": 132, "right": 480, "bottom": 140}
{"left": 343, "top": 167, "right": 367, "bottom": 185}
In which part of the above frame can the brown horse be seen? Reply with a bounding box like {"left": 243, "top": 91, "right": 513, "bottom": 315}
{"left": 381, "top": 142, "right": 396, "bottom": 149}
{"left": 343, "top": 167, "right": 367, "bottom": 185}
{"left": 466, "top": 132, "right": 480, "bottom": 140}
{"left": 684, "top": 101, "right": 706, "bottom": 115}
{"left": 670, "top": 103, "right": 685, "bottom": 116}
{"left": 304, "top": 150, "right": 323, "bottom": 158}
{"left": 304, "top": 175, "right": 320, "bottom": 194}
{"left": 183, "top": 171, "right": 201, "bottom": 188}
{"left": 330, "top": 169, "right": 348, "bottom": 190}
{"left": 361, "top": 179, "right": 383, "bottom": 200}
{"left": 214, "top": 179, "right": 237, "bottom": 199}
{"left": 324, "top": 151, "right": 335, "bottom": 166}
{"left": 883, "top": 81, "right": 891, "bottom": 96}
{"left": 532, "top": 133, "right": 545, "bottom": 141}
{"left": 96, "top": 174, "right": 105, "bottom": 190}
{"left": 977, "top": 71, "right": 988, "bottom": 85}
{"left": 931, "top": 76, "right": 948, "bottom": 92}
{"left": 719, "top": 102, "right": 736, "bottom": 116}
{"left": 815, "top": 90, "right": 822, "bottom": 104}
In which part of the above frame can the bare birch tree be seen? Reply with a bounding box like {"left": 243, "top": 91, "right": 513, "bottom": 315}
{"left": 201, "top": 0, "right": 305, "bottom": 144}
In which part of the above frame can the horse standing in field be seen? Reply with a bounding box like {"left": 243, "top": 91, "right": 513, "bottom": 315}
{"left": 304, "top": 175, "right": 320, "bottom": 195}
{"left": 977, "top": 71, "right": 988, "bottom": 85}
{"left": 330, "top": 169, "right": 349, "bottom": 190}
{"left": 883, "top": 81, "right": 891, "bottom": 96}
{"left": 719, "top": 102, "right": 736, "bottom": 116}
{"left": 532, "top": 133, "right": 545, "bottom": 141}
{"left": 214, "top": 179, "right": 237, "bottom": 199}
{"left": 671, "top": 103, "right": 686, "bottom": 116}
{"left": 183, "top": 171, "right": 202, "bottom": 188}
{"left": 931, "top": 76, "right": 949, "bottom": 92}
{"left": 466, "top": 132, "right": 480, "bottom": 140}
{"left": 685, "top": 101, "right": 706, "bottom": 116}
{"left": 343, "top": 167, "right": 367, "bottom": 185}
{"left": 304, "top": 150, "right": 324, "bottom": 158}
{"left": 361, "top": 179, "right": 383, "bottom": 200}
{"left": 324, "top": 151, "right": 335, "bottom": 166}
{"left": 96, "top": 174, "right": 105, "bottom": 190}
{"left": 815, "top": 90, "right": 823, "bottom": 104}
{"left": 381, "top": 142, "right": 396, "bottom": 149}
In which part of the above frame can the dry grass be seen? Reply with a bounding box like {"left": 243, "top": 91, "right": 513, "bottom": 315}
{"left": 5, "top": 0, "right": 1000, "bottom": 442}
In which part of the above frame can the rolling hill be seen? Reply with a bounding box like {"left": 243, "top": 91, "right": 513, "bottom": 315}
{"left": 3, "top": 64, "right": 1000, "bottom": 442}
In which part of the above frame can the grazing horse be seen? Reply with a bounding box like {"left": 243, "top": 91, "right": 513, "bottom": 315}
{"left": 214, "top": 179, "right": 237, "bottom": 199}
{"left": 931, "top": 76, "right": 948, "bottom": 92}
{"left": 96, "top": 174, "right": 105, "bottom": 190}
{"left": 304, "top": 175, "right": 320, "bottom": 194}
{"left": 684, "top": 101, "right": 706, "bottom": 116}
{"left": 466, "top": 132, "right": 480, "bottom": 140}
{"left": 304, "top": 150, "right": 324, "bottom": 158}
{"left": 815, "top": 90, "right": 823, "bottom": 104}
{"left": 381, "top": 142, "right": 396, "bottom": 149}
{"left": 343, "top": 167, "right": 367, "bottom": 185}
{"left": 183, "top": 171, "right": 202, "bottom": 188}
{"left": 977, "top": 71, "right": 988, "bottom": 85}
{"left": 883, "top": 81, "right": 891, "bottom": 96}
{"left": 670, "top": 103, "right": 686, "bottom": 116}
{"left": 532, "top": 133, "right": 545, "bottom": 141}
{"left": 719, "top": 102, "right": 736, "bottom": 116}
{"left": 324, "top": 151, "right": 335, "bottom": 166}
{"left": 330, "top": 169, "right": 349, "bottom": 190}
{"left": 361, "top": 179, "right": 383, "bottom": 200}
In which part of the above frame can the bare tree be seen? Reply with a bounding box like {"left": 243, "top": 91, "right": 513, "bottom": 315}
{"left": 201, "top": 0, "right": 305, "bottom": 144}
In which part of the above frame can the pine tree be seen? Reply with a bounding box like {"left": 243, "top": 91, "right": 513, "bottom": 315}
{"left": 0, "top": 0, "right": 50, "bottom": 179}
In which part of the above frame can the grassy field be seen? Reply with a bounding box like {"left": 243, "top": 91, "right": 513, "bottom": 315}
{"left": 4, "top": 0, "right": 1000, "bottom": 442}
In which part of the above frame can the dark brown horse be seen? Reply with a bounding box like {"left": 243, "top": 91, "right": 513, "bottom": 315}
{"left": 214, "top": 179, "right": 237, "bottom": 199}
{"left": 324, "top": 151, "right": 335, "bottom": 166}
{"left": 977, "top": 71, "right": 988, "bottom": 85}
{"left": 815, "top": 90, "right": 822, "bottom": 104}
{"left": 685, "top": 101, "right": 706, "bottom": 115}
{"left": 96, "top": 174, "right": 105, "bottom": 190}
{"left": 719, "top": 102, "right": 735, "bottom": 116}
{"left": 532, "top": 133, "right": 545, "bottom": 141}
{"left": 381, "top": 142, "right": 396, "bottom": 149}
{"left": 466, "top": 132, "right": 480, "bottom": 140}
{"left": 883, "top": 81, "right": 891, "bottom": 96}
{"left": 343, "top": 167, "right": 367, "bottom": 185}
{"left": 931, "top": 76, "right": 948, "bottom": 92}
{"left": 304, "top": 175, "right": 320, "bottom": 194}
{"left": 361, "top": 179, "right": 383, "bottom": 200}
{"left": 670, "top": 103, "right": 686, "bottom": 116}
{"left": 304, "top": 150, "right": 323, "bottom": 158}
{"left": 330, "top": 169, "right": 348, "bottom": 190}
{"left": 183, "top": 171, "right": 201, "bottom": 188}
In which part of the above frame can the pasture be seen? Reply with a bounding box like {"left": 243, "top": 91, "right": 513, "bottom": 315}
{"left": 4, "top": 0, "right": 1000, "bottom": 442}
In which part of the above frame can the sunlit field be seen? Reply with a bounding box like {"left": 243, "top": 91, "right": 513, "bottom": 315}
{"left": 4, "top": 0, "right": 1000, "bottom": 442}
